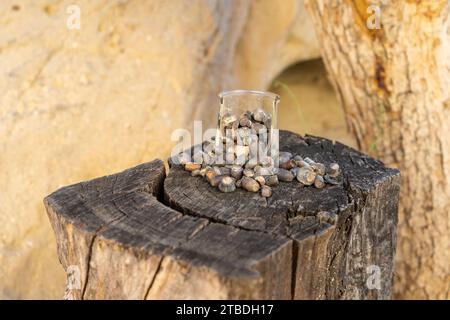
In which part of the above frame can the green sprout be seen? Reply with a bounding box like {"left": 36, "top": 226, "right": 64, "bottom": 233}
{"left": 272, "top": 80, "right": 309, "bottom": 133}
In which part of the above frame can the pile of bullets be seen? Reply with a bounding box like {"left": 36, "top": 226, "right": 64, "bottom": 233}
{"left": 175, "top": 108, "right": 341, "bottom": 198}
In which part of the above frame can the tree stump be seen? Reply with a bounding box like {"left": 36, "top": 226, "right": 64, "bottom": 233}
{"left": 44, "top": 130, "right": 400, "bottom": 300}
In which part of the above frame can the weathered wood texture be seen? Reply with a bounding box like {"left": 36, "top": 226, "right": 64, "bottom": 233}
{"left": 45, "top": 131, "right": 400, "bottom": 299}
{"left": 305, "top": 0, "right": 450, "bottom": 299}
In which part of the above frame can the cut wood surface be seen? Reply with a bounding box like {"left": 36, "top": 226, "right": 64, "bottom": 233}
{"left": 45, "top": 130, "right": 400, "bottom": 299}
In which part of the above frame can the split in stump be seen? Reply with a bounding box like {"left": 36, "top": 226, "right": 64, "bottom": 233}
{"left": 44, "top": 130, "right": 400, "bottom": 299}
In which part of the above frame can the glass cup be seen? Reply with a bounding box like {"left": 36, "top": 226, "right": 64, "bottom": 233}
{"left": 215, "top": 90, "right": 280, "bottom": 165}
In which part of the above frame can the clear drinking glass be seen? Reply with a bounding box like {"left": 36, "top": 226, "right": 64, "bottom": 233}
{"left": 215, "top": 90, "right": 280, "bottom": 164}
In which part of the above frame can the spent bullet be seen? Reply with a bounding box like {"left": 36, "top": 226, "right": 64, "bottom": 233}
{"left": 241, "top": 177, "right": 260, "bottom": 192}
{"left": 261, "top": 185, "right": 272, "bottom": 198}
{"left": 219, "top": 176, "right": 236, "bottom": 193}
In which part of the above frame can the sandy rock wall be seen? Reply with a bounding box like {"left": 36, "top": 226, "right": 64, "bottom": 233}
{"left": 0, "top": 0, "right": 319, "bottom": 299}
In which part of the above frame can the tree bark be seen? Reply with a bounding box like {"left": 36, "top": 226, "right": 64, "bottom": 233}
{"left": 45, "top": 131, "right": 400, "bottom": 299}
{"left": 305, "top": 0, "right": 450, "bottom": 299}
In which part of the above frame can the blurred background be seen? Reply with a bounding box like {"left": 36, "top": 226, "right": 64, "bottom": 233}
{"left": 0, "top": 0, "right": 334, "bottom": 299}
{"left": 271, "top": 60, "right": 355, "bottom": 147}
{"left": 0, "top": 0, "right": 448, "bottom": 299}
{"left": 0, "top": 0, "right": 332, "bottom": 299}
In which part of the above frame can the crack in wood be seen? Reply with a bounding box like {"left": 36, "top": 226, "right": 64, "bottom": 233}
{"left": 81, "top": 234, "right": 96, "bottom": 300}
{"left": 143, "top": 256, "right": 164, "bottom": 300}
{"left": 290, "top": 240, "right": 299, "bottom": 299}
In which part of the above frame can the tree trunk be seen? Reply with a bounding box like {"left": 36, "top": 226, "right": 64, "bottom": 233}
{"left": 44, "top": 131, "right": 400, "bottom": 299}
{"left": 305, "top": 0, "right": 450, "bottom": 299}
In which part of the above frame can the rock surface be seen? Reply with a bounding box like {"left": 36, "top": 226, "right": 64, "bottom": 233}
{"left": 0, "top": 0, "right": 319, "bottom": 298}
